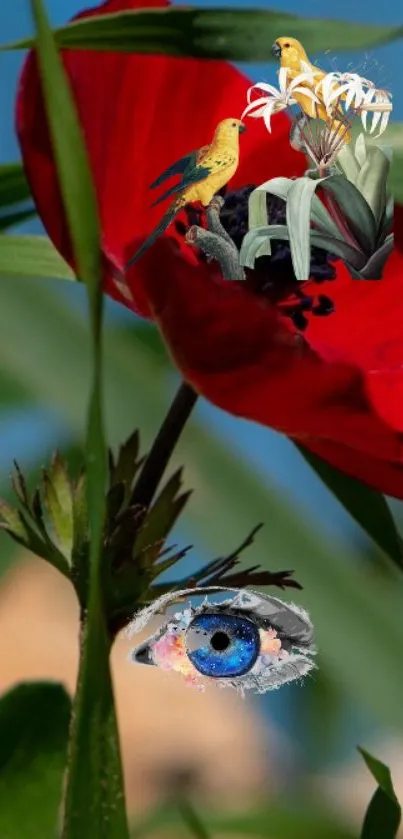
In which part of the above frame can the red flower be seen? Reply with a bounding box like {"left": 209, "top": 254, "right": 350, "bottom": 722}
{"left": 16, "top": 0, "right": 403, "bottom": 498}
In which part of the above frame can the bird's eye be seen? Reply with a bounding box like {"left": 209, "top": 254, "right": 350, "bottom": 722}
{"left": 284, "top": 42, "right": 291, "bottom": 48}
{"left": 232, "top": 122, "right": 237, "bottom": 127}
{"left": 128, "top": 587, "right": 316, "bottom": 693}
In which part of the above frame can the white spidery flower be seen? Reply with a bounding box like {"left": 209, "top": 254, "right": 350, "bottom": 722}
{"left": 242, "top": 67, "right": 320, "bottom": 132}
{"left": 317, "top": 71, "right": 392, "bottom": 137}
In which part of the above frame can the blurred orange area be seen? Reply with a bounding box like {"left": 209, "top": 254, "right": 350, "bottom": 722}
{"left": 0, "top": 555, "right": 272, "bottom": 815}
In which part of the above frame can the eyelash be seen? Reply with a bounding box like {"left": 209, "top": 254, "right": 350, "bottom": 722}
{"left": 127, "top": 587, "right": 316, "bottom": 695}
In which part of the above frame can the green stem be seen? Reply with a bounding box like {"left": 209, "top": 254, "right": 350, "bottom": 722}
{"left": 62, "top": 609, "right": 128, "bottom": 839}
{"left": 177, "top": 801, "right": 210, "bottom": 839}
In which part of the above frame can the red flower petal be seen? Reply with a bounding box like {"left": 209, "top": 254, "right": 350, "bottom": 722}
{"left": 138, "top": 237, "right": 403, "bottom": 496}
{"left": 16, "top": 0, "right": 304, "bottom": 316}
{"left": 303, "top": 250, "right": 403, "bottom": 433}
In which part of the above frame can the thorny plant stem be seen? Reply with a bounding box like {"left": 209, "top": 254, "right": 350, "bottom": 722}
{"left": 131, "top": 381, "right": 198, "bottom": 510}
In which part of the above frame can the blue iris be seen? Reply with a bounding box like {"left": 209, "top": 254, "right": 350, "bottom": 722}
{"left": 186, "top": 613, "right": 260, "bottom": 678}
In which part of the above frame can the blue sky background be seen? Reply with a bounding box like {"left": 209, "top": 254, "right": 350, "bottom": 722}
{"left": 0, "top": 0, "right": 402, "bottom": 772}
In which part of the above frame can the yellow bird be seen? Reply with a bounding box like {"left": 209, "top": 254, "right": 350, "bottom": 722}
{"left": 125, "top": 118, "right": 246, "bottom": 269}
{"left": 271, "top": 37, "right": 351, "bottom": 143}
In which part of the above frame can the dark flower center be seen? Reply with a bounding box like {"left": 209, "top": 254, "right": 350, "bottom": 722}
{"left": 175, "top": 185, "right": 338, "bottom": 332}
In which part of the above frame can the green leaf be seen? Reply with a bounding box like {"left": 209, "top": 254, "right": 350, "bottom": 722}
{"left": 0, "top": 682, "right": 71, "bottom": 839}
{"left": 110, "top": 430, "right": 143, "bottom": 502}
{"left": 42, "top": 453, "right": 74, "bottom": 559}
{"left": 240, "top": 224, "right": 365, "bottom": 271}
{"left": 0, "top": 163, "right": 31, "bottom": 209}
{"left": 286, "top": 177, "right": 326, "bottom": 280}
{"left": 359, "top": 748, "right": 401, "bottom": 839}
{"left": 3, "top": 8, "right": 403, "bottom": 60}
{"left": 356, "top": 146, "right": 390, "bottom": 227}
{"left": 0, "top": 206, "right": 37, "bottom": 231}
{"left": 321, "top": 175, "right": 378, "bottom": 255}
{"left": 297, "top": 447, "right": 403, "bottom": 569}
{"left": 133, "top": 469, "right": 191, "bottom": 560}
{"left": 0, "top": 235, "right": 76, "bottom": 280}
{"left": 365, "top": 123, "right": 403, "bottom": 203}
{"left": 0, "top": 498, "right": 30, "bottom": 540}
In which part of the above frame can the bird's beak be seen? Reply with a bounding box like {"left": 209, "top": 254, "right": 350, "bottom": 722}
{"left": 271, "top": 41, "right": 282, "bottom": 59}
{"left": 239, "top": 122, "right": 247, "bottom": 134}
{"left": 132, "top": 640, "right": 155, "bottom": 666}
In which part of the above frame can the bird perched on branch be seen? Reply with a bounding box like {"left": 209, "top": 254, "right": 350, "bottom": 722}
{"left": 271, "top": 37, "right": 351, "bottom": 142}
{"left": 125, "top": 118, "right": 246, "bottom": 269}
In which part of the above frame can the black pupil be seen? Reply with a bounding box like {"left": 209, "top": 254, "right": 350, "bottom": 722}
{"left": 210, "top": 631, "right": 231, "bottom": 652}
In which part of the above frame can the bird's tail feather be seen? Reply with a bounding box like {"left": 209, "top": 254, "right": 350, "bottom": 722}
{"left": 125, "top": 196, "right": 186, "bottom": 269}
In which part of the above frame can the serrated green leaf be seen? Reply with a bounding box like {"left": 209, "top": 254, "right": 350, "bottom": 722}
{"left": 0, "top": 235, "right": 76, "bottom": 280}
{"left": 3, "top": 8, "right": 403, "bottom": 60}
{"left": 356, "top": 146, "right": 390, "bottom": 226}
{"left": 43, "top": 453, "right": 74, "bottom": 558}
{"left": 106, "top": 482, "right": 126, "bottom": 525}
{"left": 0, "top": 499, "right": 29, "bottom": 539}
{"left": 0, "top": 163, "right": 31, "bottom": 209}
{"left": 11, "top": 461, "right": 29, "bottom": 507}
{"left": 359, "top": 748, "right": 401, "bottom": 839}
{"left": 297, "top": 447, "right": 403, "bottom": 569}
{"left": 133, "top": 470, "right": 191, "bottom": 560}
{"left": 0, "top": 682, "right": 71, "bottom": 839}
{"left": 110, "top": 430, "right": 143, "bottom": 501}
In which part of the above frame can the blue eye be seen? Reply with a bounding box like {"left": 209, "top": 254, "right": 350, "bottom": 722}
{"left": 128, "top": 585, "right": 316, "bottom": 694}
{"left": 186, "top": 613, "right": 260, "bottom": 678}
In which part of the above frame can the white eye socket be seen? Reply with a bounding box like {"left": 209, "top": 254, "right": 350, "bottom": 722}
{"left": 127, "top": 587, "right": 316, "bottom": 694}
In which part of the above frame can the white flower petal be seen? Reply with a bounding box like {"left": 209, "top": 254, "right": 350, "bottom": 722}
{"left": 278, "top": 67, "right": 290, "bottom": 95}
{"left": 241, "top": 98, "right": 271, "bottom": 119}
{"left": 250, "top": 81, "right": 279, "bottom": 98}
{"left": 292, "top": 86, "right": 320, "bottom": 103}
{"left": 375, "top": 110, "right": 391, "bottom": 137}
{"left": 370, "top": 110, "right": 382, "bottom": 134}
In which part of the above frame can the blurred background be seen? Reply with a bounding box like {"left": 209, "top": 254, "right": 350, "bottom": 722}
{"left": 0, "top": 1, "right": 403, "bottom": 837}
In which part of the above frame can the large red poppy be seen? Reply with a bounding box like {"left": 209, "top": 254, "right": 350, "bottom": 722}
{"left": 16, "top": 0, "right": 403, "bottom": 498}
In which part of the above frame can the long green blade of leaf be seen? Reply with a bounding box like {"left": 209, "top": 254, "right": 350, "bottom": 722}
{"left": 0, "top": 207, "right": 37, "bottom": 231}
{"left": 0, "top": 682, "right": 71, "bottom": 839}
{"left": 359, "top": 748, "right": 401, "bottom": 839}
{"left": 29, "top": 2, "right": 128, "bottom": 839}
{"left": 0, "top": 235, "right": 75, "bottom": 279}
{"left": 297, "top": 446, "right": 403, "bottom": 569}
{"left": 0, "top": 163, "right": 31, "bottom": 208}
{"left": 2, "top": 8, "right": 403, "bottom": 59}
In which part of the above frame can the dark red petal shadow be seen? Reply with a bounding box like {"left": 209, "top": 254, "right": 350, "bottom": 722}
{"left": 16, "top": 0, "right": 304, "bottom": 316}
{"left": 136, "top": 238, "right": 403, "bottom": 497}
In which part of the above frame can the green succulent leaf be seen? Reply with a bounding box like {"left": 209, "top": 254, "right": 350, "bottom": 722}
{"left": 359, "top": 748, "right": 401, "bottom": 839}
{"left": 321, "top": 175, "right": 377, "bottom": 256}
{"left": 350, "top": 235, "right": 394, "bottom": 279}
{"left": 0, "top": 499, "right": 29, "bottom": 540}
{"left": 356, "top": 145, "right": 390, "bottom": 227}
{"left": 336, "top": 144, "right": 361, "bottom": 185}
